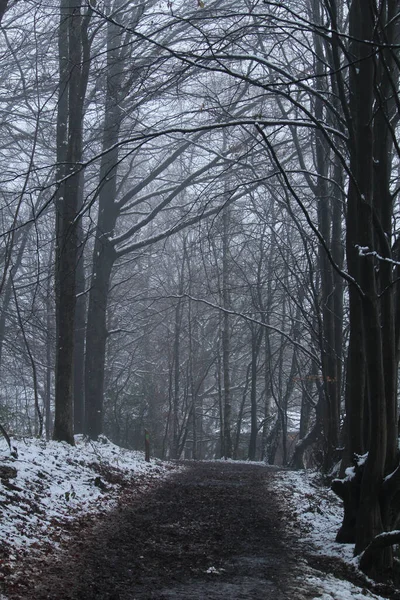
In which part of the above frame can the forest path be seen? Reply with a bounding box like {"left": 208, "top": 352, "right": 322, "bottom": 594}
{"left": 6, "top": 462, "right": 321, "bottom": 599}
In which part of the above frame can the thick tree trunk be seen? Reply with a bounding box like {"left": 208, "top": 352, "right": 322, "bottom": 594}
{"left": 54, "top": 0, "right": 88, "bottom": 444}
{"left": 73, "top": 179, "right": 86, "bottom": 434}
{"left": 335, "top": 0, "right": 399, "bottom": 575}
{"left": 84, "top": 242, "right": 116, "bottom": 439}
{"left": 84, "top": 14, "right": 122, "bottom": 439}
{"left": 45, "top": 269, "right": 53, "bottom": 440}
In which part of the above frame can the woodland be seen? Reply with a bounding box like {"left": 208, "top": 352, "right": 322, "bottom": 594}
{"left": 0, "top": 0, "right": 400, "bottom": 582}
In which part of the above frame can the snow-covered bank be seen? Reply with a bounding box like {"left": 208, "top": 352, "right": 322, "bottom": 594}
{"left": 274, "top": 470, "right": 391, "bottom": 600}
{"left": 274, "top": 469, "right": 352, "bottom": 561}
{"left": 0, "top": 435, "right": 176, "bottom": 564}
{"left": 0, "top": 443, "right": 397, "bottom": 600}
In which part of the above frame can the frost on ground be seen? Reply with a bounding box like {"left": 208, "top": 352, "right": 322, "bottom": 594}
{"left": 0, "top": 434, "right": 176, "bottom": 583}
{"left": 274, "top": 469, "right": 394, "bottom": 600}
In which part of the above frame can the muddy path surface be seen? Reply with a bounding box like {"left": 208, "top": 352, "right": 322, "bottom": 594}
{"left": 5, "top": 462, "right": 318, "bottom": 599}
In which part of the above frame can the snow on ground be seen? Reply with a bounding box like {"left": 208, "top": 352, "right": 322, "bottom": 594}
{"left": 0, "top": 440, "right": 395, "bottom": 599}
{"left": 306, "top": 574, "right": 385, "bottom": 600}
{"left": 0, "top": 434, "right": 176, "bottom": 565}
{"left": 274, "top": 469, "right": 388, "bottom": 600}
{"left": 274, "top": 469, "right": 354, "bottom": 561}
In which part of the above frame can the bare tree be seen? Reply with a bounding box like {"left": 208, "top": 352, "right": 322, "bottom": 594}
{"left": 53, "top": 0, "right": 92, "bottom": 444}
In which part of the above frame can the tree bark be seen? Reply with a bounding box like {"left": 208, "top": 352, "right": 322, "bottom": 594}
{"left": 84, "top": 13, "right": 122, "bottom": 439}
{"left": 221, "top": 205, "right": 233, "bottom": 458}
{"left": 248, "top": 328, "right": 262, "bottom": 461}
{"left": 54, "top": 0, "right": 89, "bottom": 444}
{"left": 334, "top": 0, "right": 399, "bottom": 575}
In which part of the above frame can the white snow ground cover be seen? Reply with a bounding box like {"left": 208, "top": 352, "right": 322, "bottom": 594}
{"left": 274, "top": 469, "right": 389, "bottom": 600}
{"left": 0, "top": 434, "right": 175, "bottom": 589}
{"left": 0, "top": 439, "right": 395, "bottom": 600}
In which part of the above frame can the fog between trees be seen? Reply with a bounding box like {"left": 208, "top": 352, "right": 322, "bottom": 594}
{"left": 0, "top": 0, "right": 399, "bottom": 579}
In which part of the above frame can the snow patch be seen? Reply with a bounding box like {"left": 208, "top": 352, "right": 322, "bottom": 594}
{"left": 274, "top": 470, "right": 386, "bottom": 600}
{"left": 0, "top": 435, "right": 177, "bottom": 560}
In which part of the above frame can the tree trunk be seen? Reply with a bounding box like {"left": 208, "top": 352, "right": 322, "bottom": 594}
{"left": 312, "top": 0, "right": 341, "bottom": 472}
{"left": 248, "top": 327, "right": 262, "bottom": 460}
{"left": 334, "top": 0, "right": 399, "bottom": 576}
{"left": 172, "top": 296, "right": 183, "bottom": 459}
{"left": 221, "top": 205, "right": 232, "bottom": 458}
{"left": 234, "top": 362, "right": 251, "bottom": 459}
{"left": 84, "top": 13, "right": 122, "bottom": 439}
{"left": 74, "top": 177, "right": 86, "bottom": 434}
{"left": 54, "top": 0, "right": 89, "bottom": 444}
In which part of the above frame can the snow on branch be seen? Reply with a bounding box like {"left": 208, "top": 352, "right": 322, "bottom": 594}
{"left": 360, "top": 530, "right": 400, "bottom": 572}
{"left": 356, "top": 245, "right": 400, "bottom": 267}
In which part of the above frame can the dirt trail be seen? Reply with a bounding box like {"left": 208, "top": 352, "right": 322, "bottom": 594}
{"left": 5, "top": 462, "right": 319, "bottom": 599}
